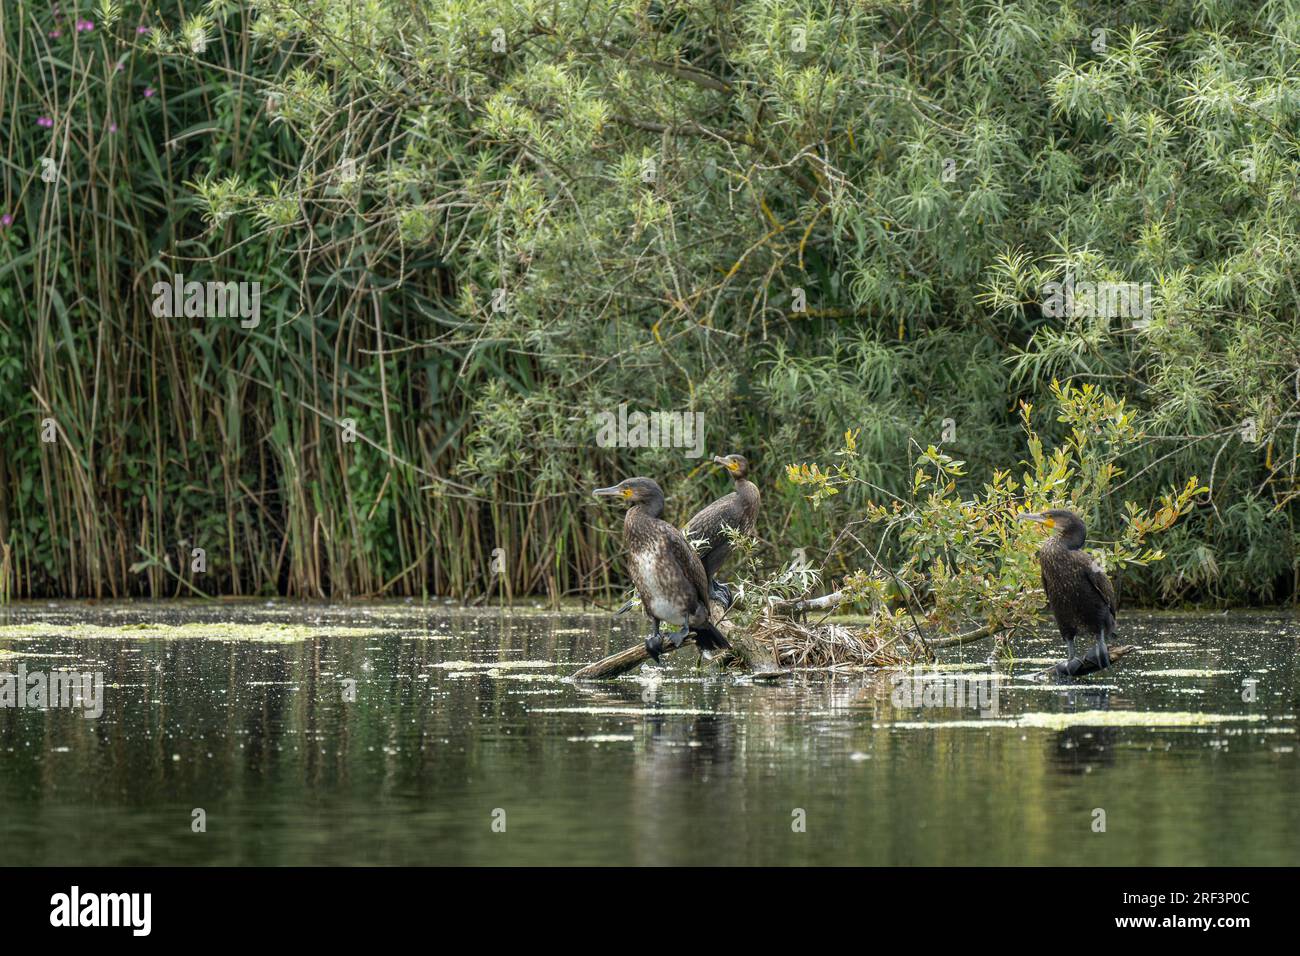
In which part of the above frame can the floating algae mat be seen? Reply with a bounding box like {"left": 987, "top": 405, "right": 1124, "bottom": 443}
{"left": 0, "top": 622, "right": 384, "bottom": 642}
{"left": 433, "top": 659, "right": 563, "bottom": 671}
{"left": 531, "top": 706, "right": 717, "bottom": 716}
{"left": 485, "top": 671, "right": 566, "bottom": 681}
{"left": 0, "top": 650, "right": 87, "bottom": 659}
{"left": 887, "top": 710, "right": 1269, "bottom": 730}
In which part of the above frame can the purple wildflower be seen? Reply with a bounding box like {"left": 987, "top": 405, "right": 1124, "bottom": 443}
{"left": 37, "top": 116, "right": 54, "bottom": 128}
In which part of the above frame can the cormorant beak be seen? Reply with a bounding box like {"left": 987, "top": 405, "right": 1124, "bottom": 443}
{"left": 592, "top": 485, "right": 621, "bottom": 498}
{"left": 1016, "top": 512, "right": 1055, "bottom": 529}
{"left": 713, "top": 455, "right": 739, "bottom": 473}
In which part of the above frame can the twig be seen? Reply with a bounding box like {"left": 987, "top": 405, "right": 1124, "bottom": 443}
{"left": 927, "top": 622, "right": 1002, "bottom": 648}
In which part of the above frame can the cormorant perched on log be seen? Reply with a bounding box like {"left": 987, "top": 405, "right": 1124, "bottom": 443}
{"left": 684, "top": 454, "right": 760, "bottom": 608}
{"left": 594, "top": 477, "right": 731, "bottom": 662}
{"left": 1017, "top": 509, "right": 1118, "bottom": 675}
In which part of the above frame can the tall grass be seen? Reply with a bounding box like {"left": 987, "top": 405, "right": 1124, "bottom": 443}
{"left": 0, "top": 2, "right": 556, "bottom": 600}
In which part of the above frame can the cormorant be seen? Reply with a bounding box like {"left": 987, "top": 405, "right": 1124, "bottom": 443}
{"left": 684, "top": 454, "right": 760, "bottom": 608}
{"left": 594, "top": 477, "right": 731, "bottom": 662}
{"left": 1017, "top": 509, "right": 1118, "bottom": 675}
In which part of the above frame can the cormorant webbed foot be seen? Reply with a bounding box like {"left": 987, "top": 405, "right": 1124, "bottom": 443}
{"left": 666, "top": 627, "right": 690, "bottom": 649}
{"left": 644, "top": 632, "right": 664, "bottom": 662}
{"left": 709, "top": 579, "right": 734, "bottom": 609}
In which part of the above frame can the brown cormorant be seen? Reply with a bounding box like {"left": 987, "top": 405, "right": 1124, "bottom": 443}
{"left": 594, "top": 477, "right": 731, "bottom": 662}
{"left": 1017, "top": 509, "right": 1117, "bottom": 675}
{"left": 684, "top": 454, "right": 760, "bottom": 608}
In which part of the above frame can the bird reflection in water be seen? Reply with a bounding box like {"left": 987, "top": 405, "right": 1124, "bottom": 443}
{"left": 1048, "top": 685, "right": 1119, "bottom": 775}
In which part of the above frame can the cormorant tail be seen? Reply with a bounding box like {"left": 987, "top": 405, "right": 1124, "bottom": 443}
{"left": 691, "top": 621, "right": 731, "bottom": 652}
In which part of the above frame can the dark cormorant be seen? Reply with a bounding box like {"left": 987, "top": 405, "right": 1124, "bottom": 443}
{"left": 1017, "top": 509, "right": 1118, "bottom": 675}
{"left": 594, "top": 477, "right": 731, "bottom": 662}
{"left": 684, "top": 454, "right": 760, "bottom": 608}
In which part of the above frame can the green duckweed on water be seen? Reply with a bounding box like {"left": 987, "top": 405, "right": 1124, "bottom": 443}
{"left": 531, "top": 706, "right": 718, "bottom": 716}
{"left": 887, "top": 711, "right": 1270, "bottom": 730}
{"left": 0, "top": 622, "right": 386, "bottom": 641}
{"left": 433, "top": 660, "right": 564, "bottom": 671}
{"left": 485, "top": 671, "right": 567, "bottom": 681}
{"left": 0, "top": 650, "right": 85, "bottom": 659}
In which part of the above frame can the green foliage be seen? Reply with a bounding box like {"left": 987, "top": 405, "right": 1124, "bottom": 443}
{"left": 1, "top": 0, "right": 1298, "bottom": 605}
{"left": 787, "top": 382, "right": 1206, "bottom": 645}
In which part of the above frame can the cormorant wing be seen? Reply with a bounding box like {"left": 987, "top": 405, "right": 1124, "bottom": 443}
{"left": 684, "top": 492, "right": 739, "bottom": 557}
{"left": 664, "top": 526, "right": 712, "bottom": 608}
{"left": 1085, "top": 556, "right": 1118, "bottom": 615}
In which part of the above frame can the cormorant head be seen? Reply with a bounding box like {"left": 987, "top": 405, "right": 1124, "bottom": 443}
{"left": 1016, "top": 508, "right": 1087, "bottom": 549}
{"left": 593, "top": 477, "right": 665, "bottom": 511}
{"left": 712, "top": 454, "right": 750, "bottom": 480}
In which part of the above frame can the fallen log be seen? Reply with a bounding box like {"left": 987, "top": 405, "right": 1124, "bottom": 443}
{"left": 571, "top": 575, "right": 1136, "bottom": 683}
{"left": 577, "top": 586, "right": 952, "bottom": 678}
{"left": 571, "top": 640, "right": 662, "bottom": 680}
{"left": 1031, "top": 644, "right": 1135, "bottom": 680}
{"left": 572, "top": 602, "right": 782, "bottom": 680}
{"left": 572, "top": 587, "right": 1015, "bottom": 679}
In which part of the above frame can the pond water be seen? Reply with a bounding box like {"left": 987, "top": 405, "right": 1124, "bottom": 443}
{"left": 0, "top": 602, "right": 1296, "bottom": 865}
